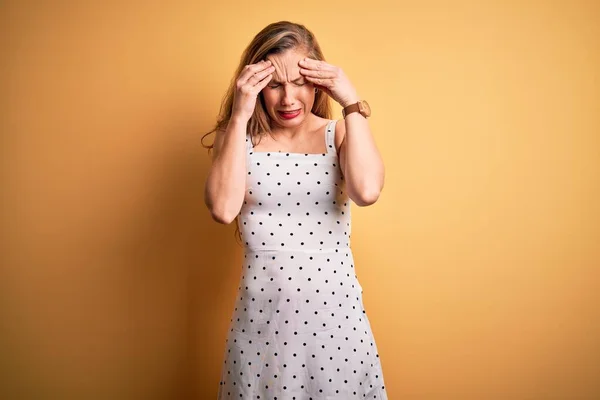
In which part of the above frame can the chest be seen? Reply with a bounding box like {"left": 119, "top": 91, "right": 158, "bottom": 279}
{"left": 245, "top": 154, "right": 346, "bottom": 207}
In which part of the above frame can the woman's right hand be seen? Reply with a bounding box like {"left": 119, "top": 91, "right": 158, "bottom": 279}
{"left": 232, "top": 60, "right": 275, "bottom": 121}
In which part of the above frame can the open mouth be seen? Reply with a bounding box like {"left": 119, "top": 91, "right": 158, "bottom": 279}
{"left": 278, "top": 109, "right": 302, "bottom": 119}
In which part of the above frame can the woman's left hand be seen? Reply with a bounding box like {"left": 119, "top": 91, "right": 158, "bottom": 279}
{"left": 298, "top": 58, "right": 359, "bottom": 107}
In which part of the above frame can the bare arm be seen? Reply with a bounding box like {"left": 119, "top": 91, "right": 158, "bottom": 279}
{"left": 204, "top": 116, "right": 249, "bottom": 224}
{"left": 338, "top": 113, "right": 385, "bottom": 207}
{"left": 204, "top": 60, "right": 275, "bottom": 224}
{"left": 297, "top": 57, "right": 383, "bottom": 206}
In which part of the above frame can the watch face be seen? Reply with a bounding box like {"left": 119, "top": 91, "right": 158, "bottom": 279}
{"left": 359, "top": 100, "right": 371, "bottom": 116}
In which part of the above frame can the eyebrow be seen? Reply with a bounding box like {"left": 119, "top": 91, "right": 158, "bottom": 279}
{"left": 271, "top": 77, "right": 305, "bottom": 84}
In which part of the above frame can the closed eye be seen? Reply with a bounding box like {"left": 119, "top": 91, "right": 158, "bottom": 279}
{"left": 268, "top": 80, "right": 306, "bottom": 88}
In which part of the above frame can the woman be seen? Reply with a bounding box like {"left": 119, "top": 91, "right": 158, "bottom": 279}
{"left": 203, "top": 20, "right": 387, "bottom": 399}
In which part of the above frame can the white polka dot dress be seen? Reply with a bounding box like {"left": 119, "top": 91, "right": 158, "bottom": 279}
{"left": 217, "top": 120, "right": 388, "bottom": 399}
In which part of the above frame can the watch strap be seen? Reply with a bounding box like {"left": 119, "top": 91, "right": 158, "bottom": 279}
{"left": 342, "top": 102, "right": 361, "bottom": 118}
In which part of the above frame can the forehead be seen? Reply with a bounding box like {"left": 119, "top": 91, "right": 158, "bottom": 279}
{"left": 266, "top": 49, "right": 308, "bottom": 78}
{"left": 266, "top": 48, "right": 307, "bottom": 64}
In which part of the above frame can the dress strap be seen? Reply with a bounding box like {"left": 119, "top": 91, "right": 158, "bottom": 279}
{"left": 245, "top": 133, "right": 253, "bottom": 172}
{"left": 245, "top": 133, "right": 253, "bottom": 153}
{"left": 325, "top": 119, "right": 337, "bottom": 155}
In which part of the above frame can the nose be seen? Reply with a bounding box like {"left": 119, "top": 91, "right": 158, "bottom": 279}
{"left": 280, "top": 84, "right": 297, "bottom": 107}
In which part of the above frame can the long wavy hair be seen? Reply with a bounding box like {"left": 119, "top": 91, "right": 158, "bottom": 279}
{"left": 201, "top": 21, "right": 332, "bottom": 244}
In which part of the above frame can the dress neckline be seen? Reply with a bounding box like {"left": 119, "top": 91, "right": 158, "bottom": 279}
{"left": 248, "top": 120, "right": 337, "bottom": 157}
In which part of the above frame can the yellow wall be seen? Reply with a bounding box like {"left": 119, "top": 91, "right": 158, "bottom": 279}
{"left": 1, "top": 1, "right": 599, "bottom": 399}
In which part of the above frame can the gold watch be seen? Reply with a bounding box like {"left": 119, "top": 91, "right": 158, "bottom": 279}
{"left": 342, "top": 100, "right": 371, "bottom": 118}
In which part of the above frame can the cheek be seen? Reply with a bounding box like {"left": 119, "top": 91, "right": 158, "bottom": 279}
{"left": 301, "top": 87, "right": 316, "bottom": 101}
{"left": 261, "top": 90, "right": 277, "bottom": 106}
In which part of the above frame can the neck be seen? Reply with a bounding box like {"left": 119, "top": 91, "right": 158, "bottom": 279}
{"left": 270, "top": 113, "right": 317, "bottom": 141}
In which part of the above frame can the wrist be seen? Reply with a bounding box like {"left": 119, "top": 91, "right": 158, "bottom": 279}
{"left": 230, "top": 113, "right": 251, "bottom": 126}
{"left": 340, "top": 97, "right": 360, "bottom": 108}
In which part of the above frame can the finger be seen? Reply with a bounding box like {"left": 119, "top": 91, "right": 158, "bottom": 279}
{"left": 255, "top": 73, "right": 274, "bottom": 93}
{"left": 249, "top": 65, "right": 275, "bottom": 86}
{"left": 304, "top": 76, "right": 333, "bottom": 88}
{"left": 239, "top": 61, "right": 271, "bottom": 84}
{"left": 239, "top": 60, "right": 272, "bottom": 85}
{"left": 299, "top": 68, "right": 336, "bottom": 79}
{"left": 298, "top": 58, "right": 334, "bottom": 71}
{"left": 241, "top": 66, "right": 275, "bottom": 87}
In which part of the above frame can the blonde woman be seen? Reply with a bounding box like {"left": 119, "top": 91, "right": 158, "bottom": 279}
{"left": 203, "top": 21, "right": 387, "bottom": 399}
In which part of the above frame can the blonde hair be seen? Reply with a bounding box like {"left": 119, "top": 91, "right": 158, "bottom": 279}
{"left": 202, "top": 21, "right": 332, "bottom": 243}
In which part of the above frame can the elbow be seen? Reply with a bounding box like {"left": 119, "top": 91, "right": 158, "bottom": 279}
{"left": 353, "top": 188, "right": 381, "bottom": 207}
{"left": 348, "top": 169, "right": 385, "bottom": 207}
{"left": 209, "top": 206, "right": 238, "bottom": 225}
{"left": 205, "top": 190, "right": 239, "bottom": 225}
{"left": 212, "top": 211, "right": 236, "bottom": 225}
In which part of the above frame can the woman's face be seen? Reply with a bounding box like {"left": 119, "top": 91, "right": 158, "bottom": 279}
{"left": 262, "top": 49, "right": 316, "bottom": 128}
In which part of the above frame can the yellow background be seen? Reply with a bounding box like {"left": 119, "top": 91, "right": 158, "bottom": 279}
{"left": 1, "top": 1, "right": 599, "bottom": 399}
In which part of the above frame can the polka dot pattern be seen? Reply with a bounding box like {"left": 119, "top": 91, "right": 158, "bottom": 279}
{"left": 218, "top": 120, "right": 388, "bottom": 399}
